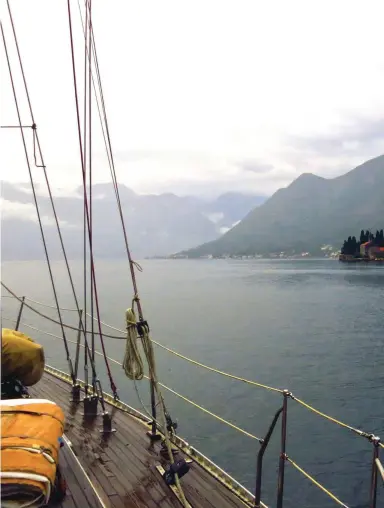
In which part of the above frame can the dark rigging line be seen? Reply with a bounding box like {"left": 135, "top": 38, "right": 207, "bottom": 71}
{"left": 88, "top": 0, "right": 96, "bottom": 388}
{"left": 5, "top": 0, "right": 108, "bottom": 406}
{"left": 86, "top": 8, "right": 164, "bottom": 423}
{"left": 0, "top": 20, "right": 75, "bottom": 383}
{"left": 5, "top": 0, "right": 88, "bottom": 357}
{"left": 67, "top": 0, "right": 118, "bottom": 398}
{"left": 76, "top": 0, "right": 113, "bottom": 173}
{"left": 83, "top": 0, "right": 89, "bottom": 395}
{"left": 78, "top": 0, "right": 141, "bottom": 312}
{"left": 89, "top": 19, "right": 145, "bottom": 321}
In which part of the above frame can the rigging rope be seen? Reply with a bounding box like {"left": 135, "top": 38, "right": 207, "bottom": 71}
{"left": 6, "top": 0, "right": 84, "bottom": 336}
{"left": 4, "top": 0, "right": 114, "bottom": 412}
{"left": 1, "top": 283, "right": 119, "bottom": 338}
{"left": 67, "top": 2, "right": 188, "bottom": 502}
{"left": 285, "top": 456, "right": 349, "bottom": 507}
{"left": 82, "top": 0, "right": 89, "bottom": 392}
{"left": 153, "top": 377, "right": 262, "bottom": 442}
{"left": 0, "top": 18, "right": 75, "bottom": 385}
{"left": 67, "top": 0, "right": 118, "bottom": 399}
{"left": 78, "top": 1, "right": 145, "bottom": 322}
{"left": 151, "top": 340, "right": 283, "bottom": 393}
{"left": 2, "top": 285, "right": 382, "bottom": 448}
{"left": 4, "top": 0, "right": 103, "bottom": 397}
{"left": 2, "top": 295, "right": 79, "bottom": 312}
{"left": 87, "top": 0, "right": 96, "bottom": 389}
{"left": 294, "top": 397, "right": 371, "bottom": 439}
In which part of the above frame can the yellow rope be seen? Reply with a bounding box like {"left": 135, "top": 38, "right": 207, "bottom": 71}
{"left": 2, "top": 316, "right": 71, "bottom": 342}
{"left": 84, "top": 312, "right": 283, "bottom": 394}
{"left": 150, "top": 339, "right": 283, "bottom": 393}
{"left": 3, "top": 284, "right": 382, "bottom": 445}
{"left": 285, "top": 456, "right": 349, "bottom": 507}
{"left": 376, "top": 458, "right": 384, "bottom": 483}
{"left": 294, "top": 397, "right": 367, "bottom": 437}
{"left": 3, "top": 316, "right": 262, "bottom": 444}
{"left": 122, "top": 308, "right": 144, "bottom": 380}
{"left": 3, "top": 293, "right": 78, "bottom": 311}
{"left": 1, "top": 282, "right": 123, "bottom": 339}
{"left": 153, "top": 379, "right": 262, "bottom": 442}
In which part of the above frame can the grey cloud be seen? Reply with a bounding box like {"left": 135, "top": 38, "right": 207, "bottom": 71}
{"left": 113, "top": 149, "right": 212, "bottom": 164}
{"left": 237, "top": 160, "right": 274, "bottom": 174}
{"left": 290, "top": 115, "right": 384, "bottom": 156}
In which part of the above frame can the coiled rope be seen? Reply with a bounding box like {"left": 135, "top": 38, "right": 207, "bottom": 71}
{"left": 123, "top": 308, "right": 144, "bottom": 380}
{"left": 285, "top": 455, "right": 349, "bottom": 507}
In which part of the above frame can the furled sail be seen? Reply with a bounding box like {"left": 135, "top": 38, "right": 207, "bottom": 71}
{"left": 1, "top": 328, "right": 45, "bottom": 386}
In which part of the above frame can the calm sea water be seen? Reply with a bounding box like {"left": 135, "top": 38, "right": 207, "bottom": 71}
{"left": 1, "top": 259, "right": 383, "bottom": 508}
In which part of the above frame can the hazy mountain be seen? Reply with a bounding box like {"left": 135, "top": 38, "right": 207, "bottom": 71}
{"left": 182, "top": 155, "right": 384, "bottom": 257}
{"left": 0, "top": 182, "right": 265, "bottom": 260}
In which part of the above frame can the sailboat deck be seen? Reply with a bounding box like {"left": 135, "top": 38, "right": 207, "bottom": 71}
{"left": 30, "top": 371, "right": 252, "bottom": 508}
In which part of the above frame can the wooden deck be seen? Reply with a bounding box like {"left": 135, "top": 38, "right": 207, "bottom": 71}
{"left": 29, "top": 371, "right": 256, "bottom": 508}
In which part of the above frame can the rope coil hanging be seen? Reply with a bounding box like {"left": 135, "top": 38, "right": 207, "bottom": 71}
{"left": 123, "top": 308, "right": 144, "bottom": 380}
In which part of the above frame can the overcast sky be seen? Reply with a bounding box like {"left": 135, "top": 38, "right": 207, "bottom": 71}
{"left": 1, "top": 0, "right": 384, "bottom": 198}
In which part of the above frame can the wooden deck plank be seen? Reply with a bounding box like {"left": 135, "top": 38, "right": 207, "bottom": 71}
{"left": 52, "top": 437, "right": 108, "bottom": 508}
{"left": 28, "top": 372, "right": 252, "bottom": 508}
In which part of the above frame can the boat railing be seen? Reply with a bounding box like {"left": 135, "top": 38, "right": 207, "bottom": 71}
{"left": 1, "top": 287, "right": 383, "bottom": 508}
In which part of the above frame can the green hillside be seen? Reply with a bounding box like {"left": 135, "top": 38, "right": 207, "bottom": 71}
{"left": 182, "top": 155, "right": 384, "bottom": 257}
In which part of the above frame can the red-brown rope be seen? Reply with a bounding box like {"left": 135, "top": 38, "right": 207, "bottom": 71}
{"left": 67, "top": 0, "right": 118, "bottom": 398}
{"left": 83, "top": 0, "right": 89, "bottom": 393}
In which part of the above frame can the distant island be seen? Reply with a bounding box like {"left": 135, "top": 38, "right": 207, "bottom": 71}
{"left": 339, "top": 229, "right": 384, "bottom": 262}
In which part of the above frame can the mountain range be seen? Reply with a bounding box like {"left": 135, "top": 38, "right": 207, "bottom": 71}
{"left": 0, "top": 182, "right": 265, "bottom": 260}
{"left": 182, "top": 155, "right": 384, "bottom": 257}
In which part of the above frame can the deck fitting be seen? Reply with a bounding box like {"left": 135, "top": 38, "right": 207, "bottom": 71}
{"left": 70, "top": 384, "right": 81, "bottom": 403}
{"left": 100, "top": 411, "right": 116, "bottom": 434}
{"left": 82, "top": 395, "right": 99, "bottom": 419}
{"left": 146, "top": 430, "right": 162, "bottom": 441}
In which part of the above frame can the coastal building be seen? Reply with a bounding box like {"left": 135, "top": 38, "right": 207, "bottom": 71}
{"left": 367, "top": 245, "right": 384, "bottom": 259}
{"left": 360, "top": 241, "right": 373, "bottom": 256}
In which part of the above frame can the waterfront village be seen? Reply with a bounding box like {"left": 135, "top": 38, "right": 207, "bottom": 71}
{"left": 168, "top": 246, "right": 340, "bottom": 260}
{"left": 151, "top": 229, "right": 384, "bottom": 261}
{"left": 146, "top": 245, "right": 340, "bottom": 260}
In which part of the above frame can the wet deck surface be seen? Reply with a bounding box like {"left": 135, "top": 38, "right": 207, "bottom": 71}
{"left": 56, "top": 441, "right": 105, "bottom": 508}
{"left": 30, "top": 372, "right": 250, "bottom": 508}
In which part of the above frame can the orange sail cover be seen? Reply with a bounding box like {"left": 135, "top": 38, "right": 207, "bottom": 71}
{"left": 1, "top": 398, "right": 65, "bottom": 507}
{"left": 2, "top": 328, "right": 45, "bottom": 386}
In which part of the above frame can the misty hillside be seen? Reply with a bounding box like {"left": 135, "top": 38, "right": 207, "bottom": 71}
{"left": 0, "top": 183, "right": 265, "bottom": 260}
{"left": 182, "top": 155, "right": 384, "bottom": 257}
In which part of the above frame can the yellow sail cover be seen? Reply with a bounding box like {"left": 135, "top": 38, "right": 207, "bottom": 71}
{"left": 1, "top": 328, "right": 45, "bottom": 386}
{"left": 1, "top": 399, "right": 65, "bottom": 507}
